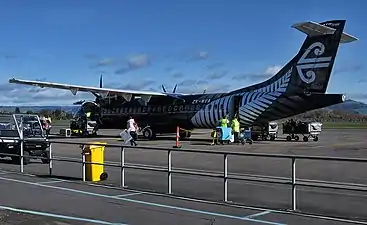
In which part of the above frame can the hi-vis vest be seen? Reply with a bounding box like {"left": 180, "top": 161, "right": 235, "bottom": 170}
{"left": 86, "top": 112, "right": 91, "bottom": 118}
{"left": 220, "top": 118, "right": 229, "bottom": 127}
{"left": 231, "top": 119, "right": 240, "bottom": 132}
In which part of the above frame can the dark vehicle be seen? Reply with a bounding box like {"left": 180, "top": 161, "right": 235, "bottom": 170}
{"left": 0, "top": 114, "right": 50, "bottom": 165}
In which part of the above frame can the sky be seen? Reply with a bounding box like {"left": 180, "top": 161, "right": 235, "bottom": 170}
{"left": 0, "top": 0, "right": 366, "bottom": 105}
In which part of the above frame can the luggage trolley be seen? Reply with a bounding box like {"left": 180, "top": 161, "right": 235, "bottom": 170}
{"left": 213, "top": 126, "right": 233, "bottom": 145}
{"left": 239, "top": 128, "right": 253, "bottom": 145}
{"left": 283, "top": 120, "right": 322, "bottom": 142}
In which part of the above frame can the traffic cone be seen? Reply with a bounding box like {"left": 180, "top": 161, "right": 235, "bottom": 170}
{"left": 173, "top": 126, "right": 182, "bottom": 148}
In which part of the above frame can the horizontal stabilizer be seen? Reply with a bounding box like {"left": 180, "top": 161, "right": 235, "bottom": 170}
{"left": 291, "top": 21, "right": 358, "bottom": 44}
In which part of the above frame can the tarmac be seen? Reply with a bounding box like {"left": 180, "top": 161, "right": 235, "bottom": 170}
{"left": 0, "top": 128, "right": 367, "bottom": 224}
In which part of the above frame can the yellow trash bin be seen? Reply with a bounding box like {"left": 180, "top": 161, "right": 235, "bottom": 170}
{"left": 84, "top": 142, "right": 108, "bottom": 182}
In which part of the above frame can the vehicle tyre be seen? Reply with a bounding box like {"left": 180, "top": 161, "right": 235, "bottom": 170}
{"left": 241, "top": 140, "right": 245, "bottom": 145}
{"left": 142, "top": 128, "right": 155, "bottom": 140}
{"left": 23, "top": 151, "right": 30, "bottom": 165}
{"left": 270, "top": 135, "right": 275, "bottom": 141}
{"left": 286, "top": 136, "right": 291, "bottom": 141}
{"left": 252, "top": 134, "right": 258, "bottom": 141}
{"left": 13, "top": 151, "right": 31, "bottom": 165}
{"left": 41, "top": 151, "right": 50, "bottom": 164}
{"left": 313, "top": 136, "right": 319, "bottom": 142}
{"left": 303, "top": 136, "right": 309, "bottom": 142}
{"left": 294, "top": 135, "right": 299, "bottom": 141}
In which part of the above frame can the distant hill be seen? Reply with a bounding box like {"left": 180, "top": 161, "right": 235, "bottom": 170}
{"left": 0, "top": 105, "right": 79, "bottom": 114}
{"left": 326, "top": 99, "right": 367, "bottom": 115}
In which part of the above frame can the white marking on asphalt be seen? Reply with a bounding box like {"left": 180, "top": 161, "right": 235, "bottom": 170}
{"left": 0, "top": 204, "right": 128, "bottom": 225}
{"left": 115, "top": 192, "right": 143, "bottom": 197}
{"left": 0, "top": 175, "right": 286, "bottom": 225}
{"left": 246, "top": 210, "right": 273, "bottom": 218}
{"left": 36, "top": 180, "right": 65, "bottom": 184}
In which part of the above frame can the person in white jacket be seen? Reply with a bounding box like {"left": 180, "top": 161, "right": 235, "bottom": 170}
{"left": 127, "top": 116, "right": 138, "bottom": 146}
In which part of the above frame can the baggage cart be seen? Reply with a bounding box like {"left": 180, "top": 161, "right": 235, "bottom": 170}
{"left": 239, "top": 129, "right": 253, "bottom": 145}
{"left": 283, "top": 120, "right": 322, "bottom": 142}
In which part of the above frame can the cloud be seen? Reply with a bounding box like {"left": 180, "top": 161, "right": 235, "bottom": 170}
{"left": 178, "top": 79, "right": 197, "bottom": 86}
{"left": 3, "top": 54, "right": 18, "bottom": 60}
{"left": 206, "top": 70, "right": 229, "bottom": 80}
{"left": 172, "top": 72, "right": 184, "bottom": 78}
{"left": 232, "top": 65, "right": 282, "bottom": 81}
{"left": 175, "top": 78, "right": 232, "bottom": 94}
{"left": 333, "top": 64, "right": 363, "bottom": 74}
{"left": 115, "top": 53, "right": 150, "bottom": 74}
{"left": 83, "top": 53, "right": 98, "bottom": 59}
{"left": 96, "top": 58, "right": 115, "bottom": 67}
{"left": 0, "top": 82, "right": 94, "bottom": 105}
{"left": 197, "top": 80, "right": 209, "bottom": 85}
{"left": 199, "top": 51, "right": 208, "bottom": 59}
{"left": 105, "top": 79, "right": 155, "bottom": 90}
{"left": 347, "top": 93, "right": 367, "bottom": 101}
{"left": 185, "top": 51, "right": 209, "bottom": 62}
{"left": 178, "top": 83, "right": 232, "bottom": 94}
{"left": 166, "top": 67, "right": 174, "bottom": 72}
{"left": 207, "top": 62, "right": 224, "bottom": 70}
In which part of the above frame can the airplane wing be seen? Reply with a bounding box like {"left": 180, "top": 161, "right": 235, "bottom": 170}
{"left": 8, "top": 78, "right": 176, "bottom": 103}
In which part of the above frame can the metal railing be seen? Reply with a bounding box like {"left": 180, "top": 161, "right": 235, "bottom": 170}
{"left": 1, "top": 137, "right": 367, "bottom": 213}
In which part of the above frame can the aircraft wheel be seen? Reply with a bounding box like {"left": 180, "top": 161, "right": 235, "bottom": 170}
{"left": 142, "top": 128, "right": 155, "bottom": 140}
{"left": 286, "top": 136, "right": 291, "bottom": 141}
{"left": 303, "top": 136, "right": 309, "bottom": 142}
{"left": 294, "top": 135, "right": 299, "bottom": 141}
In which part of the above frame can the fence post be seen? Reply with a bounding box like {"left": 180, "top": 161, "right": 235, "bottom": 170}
{"left": 120, "top": 147, "right": 125, "bottom": 187}
{"left": 49, "top": 142, "right": 53, "bottom": 176}
{"left": 224, "top": 154, "right": 228, "bottom": 202}
{"left": 168, "top": 149, "right": 172, "bottom": 194}
{"left": 291, "top": 157, "right": 296, "bottom": 211}
{"left": 81, "top": 146, "right": 86, "bottom": 182}
{"left": 19, "top": 116, "right": 24, "bottom": 173}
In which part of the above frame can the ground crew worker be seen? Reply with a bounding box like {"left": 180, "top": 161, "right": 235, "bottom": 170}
{"left": 86, "top": 112, "right": 91, "bottom": 120}
{"left": 219, "top": 115, "right": 229, "bottom": 127}
{"left": 127, "top": 116, "right": 138, "bottom": 146}
{"left": 231, "top": 117, "right": 240, "bottom": 143}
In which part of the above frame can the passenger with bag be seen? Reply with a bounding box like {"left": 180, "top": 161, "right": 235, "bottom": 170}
{"left": 127, "top": 116, "right": 138, "bottom": 146}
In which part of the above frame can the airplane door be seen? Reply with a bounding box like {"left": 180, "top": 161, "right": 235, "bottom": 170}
{"left": 229, "top": 95, "right": 242, "bottom": 119}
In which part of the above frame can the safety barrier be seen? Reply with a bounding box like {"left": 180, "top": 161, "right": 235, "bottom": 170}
{"left": 1, "top": 137, "right": 367, "bottom": 213}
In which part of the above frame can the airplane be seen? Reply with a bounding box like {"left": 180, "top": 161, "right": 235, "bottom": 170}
{"left": 8, "top": 20, "right": 358, "bottom": 140}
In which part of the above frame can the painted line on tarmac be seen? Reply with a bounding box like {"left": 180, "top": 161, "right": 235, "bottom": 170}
{"left": 0, "top": 205, "right": 128, "bottom": 225}
{"left": 36, "top": 180, "right": 66, "bottom": 184}
{"left": 115, "top": 192, "right": 144, "bottom": 197}
{"left": 245, "top": 210, "right": 273, "bottom": 219}
{"left": 0, "top": 176, "right": 286, "bottom": 225}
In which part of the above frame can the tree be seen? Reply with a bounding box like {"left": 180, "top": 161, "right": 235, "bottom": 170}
{"left": 14, "top": 107, "right": 20, "bottom": 113}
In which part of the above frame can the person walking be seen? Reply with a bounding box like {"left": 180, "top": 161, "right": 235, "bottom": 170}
{"left": 127, "top": 116, "right": 138, "bottom": 146}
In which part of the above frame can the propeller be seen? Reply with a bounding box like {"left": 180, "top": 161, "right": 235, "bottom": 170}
{"left": 161, "top": 84, "right": 178, "bottom": 93}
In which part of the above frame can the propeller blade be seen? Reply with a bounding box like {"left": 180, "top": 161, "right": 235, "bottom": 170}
{"left": 99, "top": 74, "right": 103, "bottom": 88}
{"left": 162, "top": 85, "right": 167, "bottom": 93}
{"left": 172, "top": 84, "right": 177, "bottom": 93}
{"left": 203, "top": 89, "right": 206, "bottom": 94}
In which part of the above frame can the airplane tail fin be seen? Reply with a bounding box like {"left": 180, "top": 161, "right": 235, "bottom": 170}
{"left": 287, "top": 20, "right": 358, "bottom": 94}
{"left": 232, "top": 20, "right": 358, "bottom": 95}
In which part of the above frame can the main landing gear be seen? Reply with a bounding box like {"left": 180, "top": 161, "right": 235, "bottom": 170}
{"left": 139, "top": 126, "right": 192, "bottom": 140}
